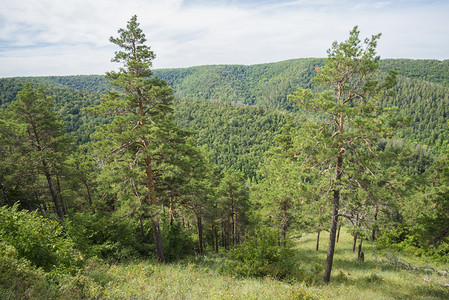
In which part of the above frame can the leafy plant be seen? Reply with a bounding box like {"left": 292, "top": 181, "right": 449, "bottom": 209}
{"left": 0, "top": 204, "right": 82, "bottom": 273}
{"left": 162, "top": 221, "right": 195, "bottom": 262}
{"left": 223, "top": 227, "right": 299, "bottom": 279}
{"left": 0, "top": 242, "right": 57, "bottom": 299}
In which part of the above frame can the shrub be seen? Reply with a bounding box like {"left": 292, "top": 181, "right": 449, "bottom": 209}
{"left": 362, "top": 273, "right": 383, "bottom": 283}
{"left": 0, "top": 204, "right": 82, "bottom": 273}
{"left": 287, "top": 286, "right": 318, "bottom": 300}
{"left": 58, "top": 274, "right": 103, "bottom": 299}
{"left": 162, "top": 221, "right": 195, "bottom": 262}
{"left": 65, "top": 212, "right": 152, "bottom": 261}
{"left": 0, "top": 242, "right": 56, "bottom": 299}
{"left": 376, "top": 224, "right": 420, "bottom": 252}
{"left": 334, "top": 270, "right": 349, "bottom": 283}
{"left": 426, "top": 239, "right": 449, "bottom": 263}
{"left": 222, "top": 227, "right": 300, "bottom": 280}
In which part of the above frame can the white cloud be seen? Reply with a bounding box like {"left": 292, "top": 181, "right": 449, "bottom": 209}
{"left": 0, "top": 0, "right": 448, "bottom": 77}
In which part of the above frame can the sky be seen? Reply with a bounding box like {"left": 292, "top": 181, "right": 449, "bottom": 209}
{"left": 0, "top": 0, "right": 448, "bottom": 77}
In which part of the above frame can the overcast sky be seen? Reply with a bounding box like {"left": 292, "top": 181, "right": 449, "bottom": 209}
{"left": 1, "top": 0, "right": 448, "bottom": 77}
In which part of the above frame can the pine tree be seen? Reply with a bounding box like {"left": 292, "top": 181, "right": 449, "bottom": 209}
{"left": 217, "top": 169, "right": 250, "bottom": 247}
{"left": 289, "top": 26, "right": 398, "bottom": 283}
{"left": 86, "top": 16, "right": 191, "bottom": 262}
{"left": 1, "top": 84, "right": 73, "bottom": 218}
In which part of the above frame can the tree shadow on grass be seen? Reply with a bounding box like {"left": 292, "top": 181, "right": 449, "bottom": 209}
{"left": 295, "top": 232, "right": 449, "bottom": 298}
{"left": 296, "top": 245, "right": 449, "bottom": 298}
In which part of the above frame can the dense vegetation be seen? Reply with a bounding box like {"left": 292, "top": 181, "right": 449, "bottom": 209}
{"left": 2, "top": 58, "right": 448, "bottom": 152}
{"left": 1, "top": 17, "right": 448, "bottom": 299}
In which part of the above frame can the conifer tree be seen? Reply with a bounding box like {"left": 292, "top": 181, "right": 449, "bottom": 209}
{"left": 289, "top": 26, "right": 398, "bottom": 283}
{"left": 217, "top": 169, "right": 250, "bottom": 247}
{"left": 1, "top": 84, "right": 73, "bottom": 218}
{"left": 86, "top": 15, "right": 190, "bottom": 262}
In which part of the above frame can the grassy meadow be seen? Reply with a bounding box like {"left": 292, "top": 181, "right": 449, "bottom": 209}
{"left": 3, "top": 228, "right": 449, "bottom": 299}
{"left": 296, "top": 231, "right": 449, "bottom": 299}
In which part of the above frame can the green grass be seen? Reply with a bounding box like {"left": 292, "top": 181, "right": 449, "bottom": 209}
{"left": 296, "top": 229, "right": 449, "bottom": 299}
{"left": 55, "top": 257, "right": 315, "bottom": 299}
{"left": 2, "top": 228, "right": 448, "bottom": 299}
{"left": 60, "top": 229, "right": 448, "bottom": 299}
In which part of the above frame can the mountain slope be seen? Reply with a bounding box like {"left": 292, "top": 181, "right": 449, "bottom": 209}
{"left": 1, "top": 58, "right": 448, "bottom": 172}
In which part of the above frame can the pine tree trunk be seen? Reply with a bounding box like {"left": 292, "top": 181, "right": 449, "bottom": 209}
{"left": 371, "top": 205, "right": 378, "bottom": 241}
{"left": 323, "top": 195, "right": 339, "bottom": 283}
{"left": 30, "top": 119, "right": 63, "bottom": 219}
{"left": 323, "top": 153, "right": 342, "bottom": 284}
{"left": 56, "top": 175, "right": 68, "bottom": 215}
{"left": 352, "top": 234, "right": 358, "bottom": 252}
{"left": 169, "top": 197, "right": 175, "bottom": 226}
{"left": 151, "top": 215, "right": 164, "bottom": 263}
{"left": 43, "top": 164, "right": 64, "bottom": 219}
{"left": 316, "top": 206, "right": 322, "bottom": 251}
{"left": 282, "top": 225, "right": 287, "bottom": 247}
{"left": 197, "top": 216, "right": 203, "bottom": 255}
{"left": 282, "top": 203, "right": 288, "bottom": 247}
{"left": 213, "top": 222, "right": 219, "bottom": 253}
{"left": 231, "top": 200, "right": 237, "bottom": 246}
{"left": 84, "top": 181, "right": 95, "bottom": 214}
{"left": 223, "top": 220, "right": 230, "bottom": 250}
{"left": 221, "top": 222, "right": 226, "bottom": 249}
{"left": 145, "top": 155, "right": 165, "bottom": 263}
{"left": 139, "top": 213, "right": 146, "bottom": 242}
{"left": 337, "top": 220, "right": 342, "bottom": 243}
{"left": 233, "top": 213, "right": 238, "bottom": 246}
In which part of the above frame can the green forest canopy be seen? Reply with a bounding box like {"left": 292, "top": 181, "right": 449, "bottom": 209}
{"left": 1, "top": 58, "right": 448, "bottom": 175}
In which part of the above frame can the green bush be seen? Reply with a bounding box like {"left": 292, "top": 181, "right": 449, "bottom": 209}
{"left": 0, "top": 242, "right": 57, "bottom": 299}
{"left": 362, "top": 272, "right": 383, "bottom": 283}
{"left": 426, "top": 239, "right": 449, "bottom": 263}
{"left": 65, "top": 212, "right": 152, "bottom": 261}
{"left": 162, "top": 221, "right": 195, "bottom": 262}
{"left": 222, "top": 227, "right": 300, "bottom": 280}
{"left": 0, "top": 204, "right": 82, "bottom": 273}
{"left": 58, "top": 274, "right": 103, "bottom": 299}
{"left": 377, "top": 224, "right": 420, "bottom": 252}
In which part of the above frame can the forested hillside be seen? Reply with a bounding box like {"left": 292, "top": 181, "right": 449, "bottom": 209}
{"left": 1, "top": 19, "right": 449, "bottom": 299}
{"left": 2, "top": 58, "right": 448, "bottom": 152}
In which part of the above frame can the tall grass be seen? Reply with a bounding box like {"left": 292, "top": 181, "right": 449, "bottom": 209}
{"left": 2, "top": 228, "right": 448, "bottom": 299}
{"left": 296, "top": 229, "right": 449, "bottom": 299}
{"left": 56, "top": 257, "right": 315, "bottom": 299}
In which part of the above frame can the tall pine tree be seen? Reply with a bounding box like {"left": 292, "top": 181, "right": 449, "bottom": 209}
{"left": 86, "top": 16, "right": 191, "bottom": 262}
{"left": 289, "top": 26, "right": 398, "bottom": 283}
{"left": 1, "top": 84, "right": 73, "bottom": 218}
